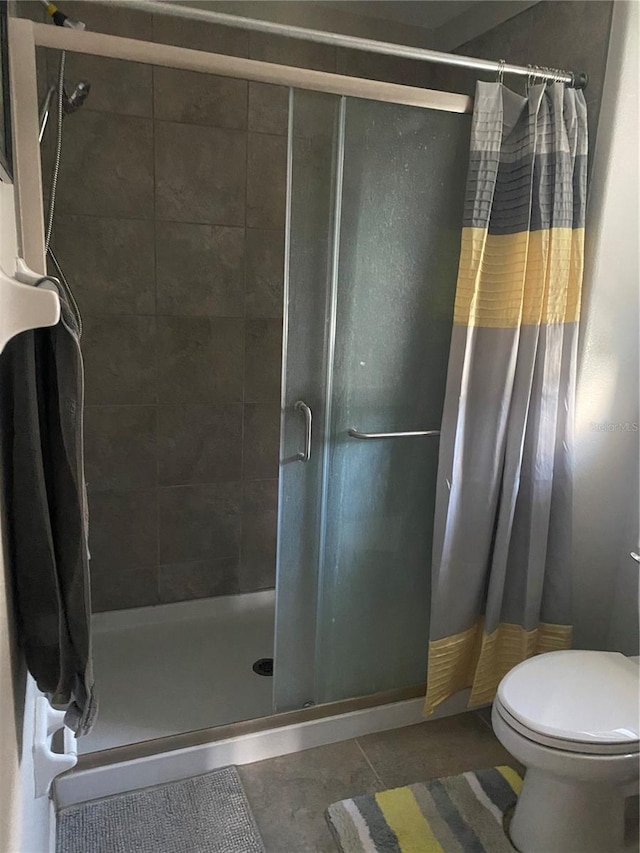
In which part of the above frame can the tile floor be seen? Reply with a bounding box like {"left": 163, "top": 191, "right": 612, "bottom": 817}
{"left": 238, "top": 711, "right": 517, "bottom": 853}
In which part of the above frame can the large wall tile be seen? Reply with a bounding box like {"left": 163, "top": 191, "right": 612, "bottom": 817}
{"left": 158, "top": 482, "right": 241, "bottom": 565}
{"left": 57, "top": 111, "right": 154, "bottom": 219}
{"left": 336, "top": 49, "right": 420, "bottom": 86}
{"left": 249, "top": 32, "right": 336, "bottom": 71}
{"left": 91, "top": 563, "right": 158, "bottom": 612}
{"left": 154, "top": 68, "right": 248, "bottom": 129}
{"left": 158, "top": 558, "right": 240, "bottom": 604}
{"left": 155, "top": 121, "right": 246, "bottom": 225}
{"left": 83, "top": 316, "right": 157, "bottom": 405}
{"left": 240, "top": 479, "right": 278, "bottom": 592}
{"left": 54, "top": 216, "right": 155, "bottom": 315}
{"left": 245, "top": 229, "right": 285, "bottom": 318}
{"left": 59, "top": 1, "right": 153, "bottom": 38}
{"left": 158, "top": 404, "right": 242, "bottom": 485}
{"left": 248, "top": 83, "right": 289, "bottom": 136}
{"left": 243, "top": 403, "right": 280, "bottom": 480}
{"left": 245, "top": 319, "right": 283, "bottom": 403}
{"left": 155, "top": 222, "right": 244, "bottom": 317}
{"left": 88, "top": 489, "right": 157, "bottom": 572}
{"left": 157, "top": 316, "right": 244, "bottom": 403}
{"left": 57, "top": 53, "right": 153, "bottom": 117}
{"left": 247, "top": 133, "right": 287, "bottom": 229}
{"left": 85, "top": 406, "right": 157, "bottom": 492}
{"left": 152, "top": 14, "right": 248, "bottom": 57}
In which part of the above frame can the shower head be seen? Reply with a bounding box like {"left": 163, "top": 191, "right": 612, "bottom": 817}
{"left": 38, "top": 78, "right": 91, "bottom": 142}
{"left": 64, "top": 80, "right": 91, "bottom": 114}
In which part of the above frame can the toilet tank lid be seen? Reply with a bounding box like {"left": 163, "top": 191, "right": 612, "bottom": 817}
{"left": 496, "top": 650, "right": 640, "bottom": 745}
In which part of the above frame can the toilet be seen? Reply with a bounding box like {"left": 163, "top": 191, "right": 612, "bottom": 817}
{"left": 492, "top": 649, "right": 639, "bottom": 853}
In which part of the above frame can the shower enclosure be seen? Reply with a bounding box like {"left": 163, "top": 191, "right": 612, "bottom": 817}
{"left": 11, "top": 13, "right": 470, "bottom": 757}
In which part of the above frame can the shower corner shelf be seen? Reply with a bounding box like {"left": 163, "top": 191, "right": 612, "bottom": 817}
{"left": 0, "top": 257, "right": 60, "bottom": 355}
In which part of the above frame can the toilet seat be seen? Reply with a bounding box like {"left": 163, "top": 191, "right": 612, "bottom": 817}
{"left": 495, "top": 649, "right": 640, "bottom": 755}
{"left": 493, "top": 697, "right": 640, "bottom": 755}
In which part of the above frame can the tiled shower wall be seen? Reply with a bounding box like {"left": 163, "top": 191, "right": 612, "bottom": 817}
{"left": 38, "top": 5, "right": 294, "bottom": 611}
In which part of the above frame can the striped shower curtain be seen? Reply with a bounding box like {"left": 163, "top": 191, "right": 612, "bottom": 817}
{"left": 425, "top": 81, "right": 588, "bottom": 714}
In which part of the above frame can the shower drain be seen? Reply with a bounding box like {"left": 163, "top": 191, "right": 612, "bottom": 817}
{"left": 252, "top": 658, "right": 273, "bottom": 677}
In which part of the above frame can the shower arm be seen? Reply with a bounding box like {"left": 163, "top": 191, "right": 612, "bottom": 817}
{"left": 38, "top": 86, "right": 56, "bottom": 142}
{"left": 106, "top": 0, "right": 588, "bottom": 89}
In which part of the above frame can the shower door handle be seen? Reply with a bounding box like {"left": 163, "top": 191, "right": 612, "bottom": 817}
{"left": 294, "top": 401, "right": 312, "bottom": 462}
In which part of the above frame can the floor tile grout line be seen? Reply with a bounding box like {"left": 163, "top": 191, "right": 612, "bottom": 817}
{"left": 354, "top": 738, "right": 386, "bottom": 790}
{"left": 474, "top": 708, "right": 493, "bottom": 732}
{"left": 151, "top": 59, "right": 161, "bottom": 606}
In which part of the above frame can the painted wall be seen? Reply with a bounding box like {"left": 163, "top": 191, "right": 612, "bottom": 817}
{"left": 573, "top": 0, "right": 639, "bottom": 655}
{"left": 0, "top": 181, "right": 52, "bottom": 853}
{"left": 0, "top": 179, "right": 22, "bottom": 853}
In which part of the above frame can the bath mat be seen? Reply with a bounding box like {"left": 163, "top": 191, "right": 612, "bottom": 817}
{"left": 326, "top": 765, "right": 522, "bottom": 852}
{"left": 57, "top": 766, "right": 265, "bottom": 853}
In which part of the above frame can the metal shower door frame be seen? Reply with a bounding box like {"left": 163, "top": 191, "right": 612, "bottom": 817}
{"left": 8, "top": 16, "right": 472, "bottom": 279}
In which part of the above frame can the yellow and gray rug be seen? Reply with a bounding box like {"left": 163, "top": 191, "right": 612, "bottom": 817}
{"left": 326, "top": 766, "right": 521, "bottom": 853}
{"left": 57, "top": 766, "right": 265, "bottom": 853}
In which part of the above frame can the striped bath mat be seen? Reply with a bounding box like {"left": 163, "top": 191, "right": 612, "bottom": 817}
{"left": 326, "top": 766, "right": 521, "bottom": 852}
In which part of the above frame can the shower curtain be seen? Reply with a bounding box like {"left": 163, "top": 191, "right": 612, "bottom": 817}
{"left": 425, "top": 81, "right": 588, "bottom": 714}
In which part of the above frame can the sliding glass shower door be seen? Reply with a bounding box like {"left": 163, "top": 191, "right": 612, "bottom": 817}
{"left": 274, "top": 90, "right": 471, "bottom": 712}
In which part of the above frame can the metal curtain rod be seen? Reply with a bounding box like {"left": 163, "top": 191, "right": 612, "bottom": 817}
{"left": 109, "top": 0, "right": 588, "bottom": 89}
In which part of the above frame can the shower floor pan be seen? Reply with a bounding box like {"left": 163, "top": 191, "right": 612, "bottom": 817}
{"left": 80, "top": 590, "right": 275, "bottom": 754}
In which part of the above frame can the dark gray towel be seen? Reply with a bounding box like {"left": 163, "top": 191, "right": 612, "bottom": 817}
{"left": 0, "top": 277, "right": 96, "bottom": 735}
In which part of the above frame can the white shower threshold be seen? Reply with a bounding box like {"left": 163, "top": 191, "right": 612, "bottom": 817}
{"left": 56, "top": 690, "right": 472, "bottom": 808}
{"left": 82, "top": 589, "right": 276, "bottom": 754}
{"left": 56, "top": 689, "right": 471, "bottom": 808}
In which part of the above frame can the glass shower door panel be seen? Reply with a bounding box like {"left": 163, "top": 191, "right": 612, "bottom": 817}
{"left": 316, "top": 100, "right": 471, "bottom": 703}
{"left": 273, "top": 90, "right": 340, "bottom": 712}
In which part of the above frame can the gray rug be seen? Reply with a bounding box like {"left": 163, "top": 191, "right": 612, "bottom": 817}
{"left": 57, "top": 766, "right": 265, "bottom": 853}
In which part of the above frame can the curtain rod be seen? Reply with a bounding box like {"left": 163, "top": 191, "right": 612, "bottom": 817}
{"left": 107, "top": 0, "right": 588, "bottom": 89}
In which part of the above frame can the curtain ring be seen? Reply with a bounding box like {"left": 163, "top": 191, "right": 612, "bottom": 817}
{"left": 526, "top": 64, "right": 534, "bottom": 94}
{"left": 530, "top": 64, "right": 542, "bottom": 88}
{"left": 496, "top": 59, "right": 506, "bottom": 85}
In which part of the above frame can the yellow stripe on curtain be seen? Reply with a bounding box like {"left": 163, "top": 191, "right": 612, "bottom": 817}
{"left": 424, "top": 621, "right": 572, "bottom": 715}
{"left": 453, "top": 227, "right": 584, "bottom": 328}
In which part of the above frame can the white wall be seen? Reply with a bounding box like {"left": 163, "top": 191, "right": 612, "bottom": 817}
{"left": 573, "top": 0, "right": 639, "bottom": 654}
{"left": 0, "top": 181, "right": 52, "bottom": 853}
{"left": 0, "top": 180, "right": 24, "bottom": 853}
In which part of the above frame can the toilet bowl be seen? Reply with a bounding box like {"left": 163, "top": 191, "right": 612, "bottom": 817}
{"left": 491, "top": 649, "right": 639, "bottom": 853}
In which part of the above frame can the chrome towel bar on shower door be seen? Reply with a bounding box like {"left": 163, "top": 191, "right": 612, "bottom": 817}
{"left": 348, "top": 427, "right": 440, "bottom": 440}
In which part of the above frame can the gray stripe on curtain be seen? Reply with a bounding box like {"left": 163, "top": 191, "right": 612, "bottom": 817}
{"left": 463, "top": 83, "right": 588, "bottom": 232}
{"left": 464, "top": 153, "right": 588, "bottom": 232}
